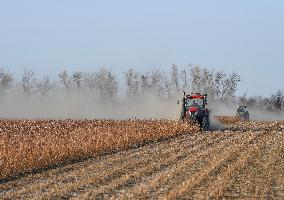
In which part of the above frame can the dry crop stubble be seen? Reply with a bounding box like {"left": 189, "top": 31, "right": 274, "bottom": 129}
{"left": 1, "top": 132, "right": 194, "bottom": 198}
{"left": 192, "top": 131, "right": 274, "bottom": 199}
{"left": 215, "top": 116, "right": 240, "bottom": 124}
{"left": 33, "top": 132, "right": 217, "bottom": 199}
{"left": 161, "top": 131, "right": 260, "bottom": 199}
{"left": 77, "top": 132, "right": 236, "bottom": 199}
{"left": 117, "top": 132, "right": 239, "bottom": 199}
{"left": 1, "top": 118, "right": 284, "bottom": 199}
{"left": 222, "top": 130, "right": 284, "bottom": 198}
{"left": 0, "top": 119, "right": 198, "bottom": 180}
{"left": 2, "top": 135, "right": 176, "bottom": 199}
{"left": 32, "top": 142, "right": 184, "bottom": 199}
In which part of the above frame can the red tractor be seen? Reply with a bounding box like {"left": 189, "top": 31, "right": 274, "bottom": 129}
{"left": 179, "top": 92, "right": 210, "bottom": 131}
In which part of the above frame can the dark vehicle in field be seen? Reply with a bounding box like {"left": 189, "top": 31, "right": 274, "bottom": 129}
{"left": 236, "top": 106, "right": 249, "bottom": 121}
{"left": 179, "top": 92, "right": 210, "bottom": 131}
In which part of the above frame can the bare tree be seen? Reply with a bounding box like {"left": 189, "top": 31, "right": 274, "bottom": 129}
{"left": 171, "top": 64, "right": 179, "bottom": 92}
{"left": 83, "top": 72, "right": 97, "bottom": 91}
{"left": 149, "top": 70, "right": 167, "bottom": 98}
{"left": 21, "top": 69, "right": 35, "bottom": 96}
{"left": 201, "top": 67, "right": 215, "bottom": 96}
{"left": 164, "top": 77, "right": 173, "bottom": 100}
{"left": 221, "top": 72, "right": 240, "bottom": 101}
{"left": 58, "top": 70, "right": 72, "bottom": 91}
{"left": 0, "top": 68, "right": 13, "bottom": 93}
{"left": 180, "top": 67, "right": 189, "bottom": 91}
{"left": 214, "top": 71, "right": 226, "bottom": 99}
{"left": 106, "top": 71, "right": 118, "bottom": 100}
{"left": 124, "top": 68, "right": 140, "bottom": 101}
{"left": 73, "top": 71, "right": 83, "bottom": 89}
{"left": 239, "top": 93, "right": 247, "bottom": 105}
{"left": 36, "top": 76, "right": 53, "bottom": 98}
{"left": 190, "top": 65, "right": 217, "bottom": 96}
{"left": 190, "top": 65, "right": 202, "bottom": 92}
{"left": 141, "top": 74, "right": 150, "bottom": 98}
{"left": 95, "top": 68, "right": 118, "bottom": 100}
{"left": 270, "top": 90, "right": 283, "bottom": 110}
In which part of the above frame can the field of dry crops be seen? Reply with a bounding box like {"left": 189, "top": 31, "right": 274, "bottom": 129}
{"left": 0, "top": 119, "right": 196, "bottom": 180}
{"left": 0, "top": 118, "right": 284, "bottom": 199}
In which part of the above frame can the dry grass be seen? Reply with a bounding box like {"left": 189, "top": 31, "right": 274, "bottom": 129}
{"left": 0, "top": 119, "right": 198, "bottom": 180}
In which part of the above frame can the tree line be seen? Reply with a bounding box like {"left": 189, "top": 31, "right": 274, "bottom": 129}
{"left": 124, "top": 65, "right": 241, "bottom": 102}
{"left": 0, "top": 65, "right": 282, "bottom": 111}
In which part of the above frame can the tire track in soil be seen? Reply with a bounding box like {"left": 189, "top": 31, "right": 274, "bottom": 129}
{"left": 51, "top": 134, "right": 229, "bottom": 199}
{"left": 72, "top": 149, "right": 185, "bottom": 200}
{"left": 49, "top": 132, "right": 228, "bottom": 199}
{"left": 1, "top": 137, "right": 177, "bottom": 198}
{"left": 255, "top": 132, "right": 283, "bottom": 199}
{"left": 160, "top": 131, "right": 262, "bottom": 200}
{"left": 0, "top": 128, "right": 200, "bottom": 194}
{"left": 2, "top": 132, "right": 209, "bottom": 199}
{"left": 143, "top": 132, "right": 257, "bottom": 199}
{"left": 2, "top": 144, "right": 175, "bottom": 199}
{"left": 221, "top": 131, "right": 284, "bottom": 199}
{"left": 2, "top": 121, "right": 283, "bottom": 199}
{"left": 188, "top": 131, "right": 277, "bottom": 199}
{"left": 113, "top": 133, "right": 242, "bottom": 198}
{"left": 274, "top": 147, "right": 284, "bottom": 198}
{"left": 1, "top": 132, "right": 185, "bottom": 187}
{"left": 90, "top": 132, "right": 242, "bottom": 199}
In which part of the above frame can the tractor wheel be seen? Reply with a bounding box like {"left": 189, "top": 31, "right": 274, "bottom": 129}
{"left": 246, "top": 114, "right": 249, "bottom": 121}
{"left": 202, "top": 117, "right": 209, "bottom": 131}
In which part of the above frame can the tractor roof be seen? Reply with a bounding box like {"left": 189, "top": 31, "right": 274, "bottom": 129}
{"left": 185, "top": 93, "right": 207, "bottom": 99}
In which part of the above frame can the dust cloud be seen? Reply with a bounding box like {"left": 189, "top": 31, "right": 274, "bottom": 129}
{"left": 0, "top": 92, "right": 181, "bottom": 120}
{"left": 0, "top": 92, "right": 282, "bottom": 121}
{"left": 248, "top": 108, "right": 284, "bottom": 121}
{"left": 208, "top": 100, "right": 284, "bottom": 123}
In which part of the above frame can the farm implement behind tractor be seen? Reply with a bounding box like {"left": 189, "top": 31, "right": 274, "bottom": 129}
{"left": 179, "top": 92, "right": 210, "bottom": 131}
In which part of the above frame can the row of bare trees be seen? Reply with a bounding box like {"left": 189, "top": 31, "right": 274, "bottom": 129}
{"left": 124, "top": 65, "right": 241, "bottom": 102}
{"left": 0, "top": 66, "right": 282, "bottom": 110}
{"left": 0, "top": 67, "right": 118, "bottom": 101}
{"left": 57, "top": 68, "right": 118, "bottom": 99}
{"left": 239, "top": 90, "right": 284, "bottom": 111}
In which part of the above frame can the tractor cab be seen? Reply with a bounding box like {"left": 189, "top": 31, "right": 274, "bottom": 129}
{"left": 179, "top": 92, "right": 210, "bottom": 131}
{"left": 236, "top": 106, "right": 249, "bottom": 121}
{"left": 237, "top": 106, "right": 247, "bottom": 112}
{"left": 185, "top": 94, "right": 207, "bottom": 109}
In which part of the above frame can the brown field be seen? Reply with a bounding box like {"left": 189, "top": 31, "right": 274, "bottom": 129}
{"left": 215, "top": 116, "right": 241, "bottom": 124}
{"left": 0, "top": 119, "right": 197, "bottom": 180}
{"left": 0, "top": 118, "right": 284, "bottom": 199}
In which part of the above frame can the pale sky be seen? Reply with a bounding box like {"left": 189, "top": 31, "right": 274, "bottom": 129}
{"left": 0, "top": 0, "right": 283, "bottom": 96}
